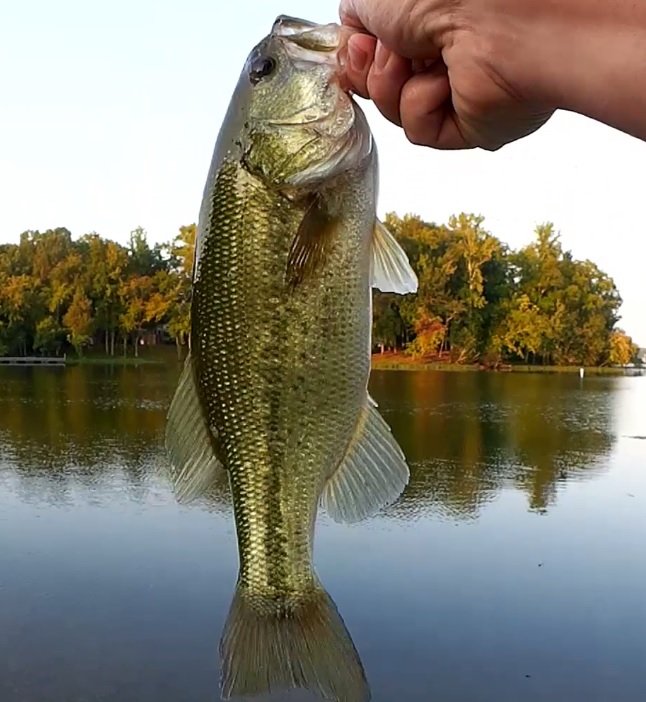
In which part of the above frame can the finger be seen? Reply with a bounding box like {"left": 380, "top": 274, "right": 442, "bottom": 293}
{"left": 339, "top": 0, "right": 364, "bottom": 29}
{"left": 365, "top": 42, "right": 412, "bottom": 126}
{"left": 399, "top": 65, "right": 472, "bottom": 150}
{"left": 341, "top": 0, "right": 444, "bottom": 60}
{"left": 343, "top": 33, "right": 377, "bottom": 99}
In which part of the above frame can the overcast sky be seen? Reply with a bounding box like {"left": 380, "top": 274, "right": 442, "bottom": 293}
{"left": 1, "top": 0, "right": 644, "bottom": 344}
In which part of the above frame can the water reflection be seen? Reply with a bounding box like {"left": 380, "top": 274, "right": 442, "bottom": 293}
{"left": 0, "top": 366, "right": 618, "bottom": 520}
{"left": 0, "top": 366, "right": 171, "bottom": 511}
{"left": 371, "top": 371, "right": 617, "bottom": 518}
{"left": 1, "top": 365, "right": 643, "bottom": 702}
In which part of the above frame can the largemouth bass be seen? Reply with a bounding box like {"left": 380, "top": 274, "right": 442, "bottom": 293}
{"left": 165, "top": 15, "right": 417, "bottom": 702}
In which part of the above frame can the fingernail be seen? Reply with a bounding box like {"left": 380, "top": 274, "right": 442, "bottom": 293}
{"left": 374, "top": 42, "right": 390, "bottom": 70}
{"left": 348, "top": 40, "right": 368, "bottom": 72}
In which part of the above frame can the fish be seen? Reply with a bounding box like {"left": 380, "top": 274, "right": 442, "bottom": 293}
{"left": 165, "top": 14, "right": 418, "bottom": 702}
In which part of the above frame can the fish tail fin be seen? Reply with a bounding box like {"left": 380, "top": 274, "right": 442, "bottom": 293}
{"left": 220, "top": 580, "right": 370, "bottom": 702}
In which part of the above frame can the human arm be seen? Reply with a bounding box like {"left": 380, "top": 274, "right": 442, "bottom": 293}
{"left": 339, "top": 0, "right": 646, "bottom": 149}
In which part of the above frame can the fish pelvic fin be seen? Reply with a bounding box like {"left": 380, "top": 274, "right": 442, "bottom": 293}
{"left": 370, "top": 219, "right": 418, "bottom": 294}
{"left": 164, "top": 352, "right": 225, "bottom": 502}
{"left": 220, "top": 581, "right": 370, "bottom": 702}
{"left": 321, "top": 395, "right": 410, "bottom": 524}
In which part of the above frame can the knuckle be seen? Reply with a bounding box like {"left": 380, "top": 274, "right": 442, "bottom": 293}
{"left": 403, "top": 122, "right": 434, "bottom": 147}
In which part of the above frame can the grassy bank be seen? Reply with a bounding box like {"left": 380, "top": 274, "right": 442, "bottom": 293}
{"left": 371, "top": 358, "right": 479, "bottom": 372}
{"left": 66, "top": 355, "right": 164, "bottom": 366}
{"left": 370, "top": 353, "right": 640, "bottom": 375}
{"left": 59, "top": 349, "right": 640, "bottom": 375}
{"left": 502, "top": 365, "right": 633, "bottom": 375}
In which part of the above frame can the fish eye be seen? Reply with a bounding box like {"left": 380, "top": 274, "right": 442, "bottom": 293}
{"left": 249, "top": 56, "right": 277, "bottom": 84}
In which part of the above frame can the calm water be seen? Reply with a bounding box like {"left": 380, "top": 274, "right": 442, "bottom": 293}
{"left": 0, "top": 365, "right": 645, "bottom": 702}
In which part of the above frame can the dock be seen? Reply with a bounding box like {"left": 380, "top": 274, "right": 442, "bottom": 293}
{"left": 0, "top": 356, "right": 66, "bottom": 366}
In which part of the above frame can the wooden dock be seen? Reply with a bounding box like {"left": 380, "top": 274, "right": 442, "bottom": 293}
{"left": 0, "top": 356, "right": 66, "bottom": 366}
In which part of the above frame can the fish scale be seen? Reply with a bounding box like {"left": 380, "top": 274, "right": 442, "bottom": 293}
{"left": 193, "top": 157, "right": 370, "bottom": 595}
{"left": 165, "top": 15, "right": 417, "bottom": 702}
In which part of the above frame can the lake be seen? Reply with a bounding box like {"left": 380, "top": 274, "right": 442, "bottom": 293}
{"left": 0, "top": 364, "right": 644, "bottom": 702}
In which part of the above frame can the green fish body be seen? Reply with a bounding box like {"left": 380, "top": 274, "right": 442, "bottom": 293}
{"left": 165, "top": 15, "right": 417, "bottom": 702}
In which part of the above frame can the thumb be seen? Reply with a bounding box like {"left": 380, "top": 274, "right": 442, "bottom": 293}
{"left": 340, "top": 0, "right": 443, "bottom": 60}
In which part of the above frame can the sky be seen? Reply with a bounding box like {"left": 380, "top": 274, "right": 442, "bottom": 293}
{"left": 1, "top": 0, "right": 644, "bottom": 345}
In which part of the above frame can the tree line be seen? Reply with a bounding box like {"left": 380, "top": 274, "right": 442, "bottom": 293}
{"left": 0, "top": 214, "right": 639, "bottom": 365}
{"left": 0, "top": 225, "right": 194, "bottom": 358}
{"left": 375, "top": 213, "right": 639, "bottom": 366}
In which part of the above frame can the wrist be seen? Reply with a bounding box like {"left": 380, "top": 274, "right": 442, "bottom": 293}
{"left": 461, "top": 0, "right": 575, "bottom": 110}
{"left": 460, "top": 0, "right": 646, "bottom": 138}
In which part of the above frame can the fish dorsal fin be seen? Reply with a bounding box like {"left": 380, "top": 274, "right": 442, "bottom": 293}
{"left": 286, "top": 195, "right": 338, "bottom": 288}
{"left": 164, "top": 352, "right": 225, "bottom": 502}
{"left": 321, "top": 396, "right": 410, "bottom": 523}
{"left": 370, "top": 219, "right": 418, "bottom": 294}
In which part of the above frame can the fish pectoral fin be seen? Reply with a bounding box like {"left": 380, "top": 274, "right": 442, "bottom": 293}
{"left": 321, "top": 395, "right": 410, "bottom": 523}
{"left": 220, "top": 582, "right": 369, "bottom": 702}
{"left": 286, "top": 194, "right": 339, "bottom": 288}
{"left": 370, "top": 219, "right": 418, "bottom": 294}
{"left": 164, "top": 352, "right": 225, "bottom": 502}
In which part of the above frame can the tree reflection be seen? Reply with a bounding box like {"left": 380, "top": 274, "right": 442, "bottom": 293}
{"left": 0, "top": 366, "right": 617, "bottom": 519}
{"left": 374, "top": 370, "right": 615, "bottom": 519}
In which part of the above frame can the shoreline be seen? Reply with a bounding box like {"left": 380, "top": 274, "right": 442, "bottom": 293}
{"left": 2, "top": 353, "right": 641, "bottom": 376}
{"left": 370, "top": 355, "right": 642, "bottom": 376}
{"left": 64, "top": 356, "right": 165, "bottom": 367}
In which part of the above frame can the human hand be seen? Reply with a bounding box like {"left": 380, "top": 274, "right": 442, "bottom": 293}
{"left": 339, "top": 0, "right": 556, "bottom": 150}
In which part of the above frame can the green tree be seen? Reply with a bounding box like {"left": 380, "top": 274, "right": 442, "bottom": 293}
{"left": 127, "top": 226, "right": 165, "bottom": 277}
{"left": 0, "top": 274, "right": 42, "bottom": 355}
{"left": 119, "top": 276, "right": 153, "bottom": 357}
{"left": 34, "top": 317, "right": 66, "bottom": 355}
{"left": 165, "top": 224, "right": 196, "bottom": 356}
{"left": 0, "top": 217, "right": 635, "bottom": 366}
{"left": 63, "top": 290, "right": 93, "bottom": 355}
{"left": 608, "top": 329, "right": 638, "bottom": 366}
{"left": 80, "top": 234, "right": 128, "bottom": 356}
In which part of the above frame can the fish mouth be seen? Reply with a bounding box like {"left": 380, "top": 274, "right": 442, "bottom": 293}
{"left": 272, "top": 16, "right": 320, "bottom": 37}
{"left": 244, "top": 15, "right": 372, "bottom": 184}
{"left": 271, "top": 15, "right": 354, "bottom": 91}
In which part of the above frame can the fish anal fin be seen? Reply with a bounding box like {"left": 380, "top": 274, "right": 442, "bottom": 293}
{"left": 220, "top": 582, "right": 370, "bottom": 702}
{"left": 164, "top": 352, "right": 225, "bottom": 502}
{"left": 286, "top": 195, "right": 338, "bottom": 288}
{"left": 370, "top": 219, "right": 418, "bottom": 294}
{"left": 321, "top": 396, "right": 410, "bottom": 523}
